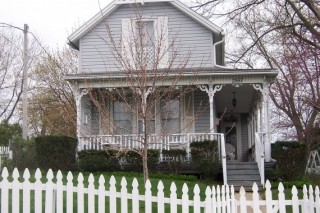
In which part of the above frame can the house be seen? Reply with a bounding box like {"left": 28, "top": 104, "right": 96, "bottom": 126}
{"left": 66, "top": 0, "right": 278, "bottom": 188}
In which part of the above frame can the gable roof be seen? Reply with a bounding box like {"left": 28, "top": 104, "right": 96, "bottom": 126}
{"left": 68, "top": 0, "right": 223, "bottom": 49}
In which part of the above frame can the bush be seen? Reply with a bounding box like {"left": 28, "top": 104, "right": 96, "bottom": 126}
{"left": 78, "top": 150, "right": 121, "bottom": 172}
{"left": 122, "top": 149, "right": 160, "bottom": 172}
{"left": 272, "top": 141, "right": 307, "bottom": 181}
{"left": 190, "top": 140, "right": 219, "bottom": 179}
{"left": 12, "top": 138, "right": 38, "bottom": 171}
{"left": 162, "top": 149, "right": 187, "bottom": 173}
{"left": 35, "top": 136, "right": 78, "bottom": 171}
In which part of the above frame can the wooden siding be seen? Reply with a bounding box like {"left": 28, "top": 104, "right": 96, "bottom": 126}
{"left": 194, "top": 89, "right": 210, "bottom": 133}
{"left": 240, "top": 113, "right": 249, "bottom": 161}
{"left": 79, "top": 2, "right": 216, "bottom": 73}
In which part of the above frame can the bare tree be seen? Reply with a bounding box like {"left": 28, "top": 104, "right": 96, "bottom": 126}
{"left": 79, "top": 7, "right": 204, "bottom": 182}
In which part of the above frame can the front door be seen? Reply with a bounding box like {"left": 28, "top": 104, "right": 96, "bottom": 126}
{"left": 221, "top": 120, "right": 241, "bottom": 162}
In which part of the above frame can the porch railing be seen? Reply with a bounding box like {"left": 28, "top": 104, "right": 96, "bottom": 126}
{"left": 254, "top": 132, "right": 265, "bottom": 187}
{"left": 79, "top": 133, "right": 228, "bottom": 185}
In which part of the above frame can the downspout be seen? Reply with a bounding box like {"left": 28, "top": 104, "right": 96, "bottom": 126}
{"left": 213, "top": 34, "right": 228, "bottom": 69}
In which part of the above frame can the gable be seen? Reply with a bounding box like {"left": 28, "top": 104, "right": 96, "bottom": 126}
{"left": 68, "top": 0, "right": 223, "bottom": 49}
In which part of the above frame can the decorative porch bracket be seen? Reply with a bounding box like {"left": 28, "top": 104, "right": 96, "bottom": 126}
{"left": 136, "top": 87, "right": 154, "bottom": 134}
{"left": 73, "top": 87, "right": 89, "bottom": 139}
{"left": 252, "top": 82, "right": 271, "bottom": 162}
{"left": 198, "top": 84, "right": 223, "bottom": 133}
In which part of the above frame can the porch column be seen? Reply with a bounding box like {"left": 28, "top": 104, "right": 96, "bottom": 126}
{"left": 73, "top": 87, "right": 89, "bottom": 150}
{"left": 198, "top": 84, "right": 223, "bottom": 133}
{"left": 253, "top": 83, "right": 271, "bottom": 162}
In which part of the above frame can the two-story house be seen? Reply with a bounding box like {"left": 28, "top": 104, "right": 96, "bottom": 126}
{"left": 66, "top": 0, "right": 278, "bottom": 187}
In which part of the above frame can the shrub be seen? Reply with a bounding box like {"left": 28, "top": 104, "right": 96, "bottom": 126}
{"left": 12, "top": 138, "right": 38, "bottom": 171}
{"left": 162, "top": 149, "right": 187, "bottom": 173}
{"left": 190, "top": 140, "right": 219, "bottom": 179}
{"left": 272, "top": 141, "right": 307, "bottom": 181}
{"left": 35, "top": 136, "right": 78, "bottom": 171}
{"left": 78, "top": 150, "right": 121, "bottom": 172}
{"left": 122, "top": 149, "right": 160, "bottom": 172}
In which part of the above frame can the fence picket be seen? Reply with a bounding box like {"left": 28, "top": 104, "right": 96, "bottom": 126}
{"left": 157, "top": 180, "right": 165, "bottom": 213}
{"left": 265, "top": 180, "right": 272, "bottom": 212}
{"left": 291, "top": 185, "right": 299, "bottom": 213}
{"left": 98, "top": 175, "right": 106, "bottom": 213}
{"left": 77, "top": 172, "right": 85, "bottom": 213}
{"left": 193, "top": 184, "right": 201, "bottom": 213}
{"left": 182, "top": 183, "right": 189, "bottom": 213}
{"left": 1, "top": 168, "right": 9, "bottom": 213}
{"left": 221, "top": 185, "right": 226, "bottom": 213}
{"left": 309, "top": 185, "right": 315, "bottom": 212}
{"left": 66, "top": 172, "right": 74, "bottom": 213}
{"left": 225, "top": 185, "right": 231, "bottom": 213}
{"left": 0, "top": 168, "right": 319, "bottom": 213}
{"left": 278, "top": 182, "right": 286, "bottom": 213}
{"left": 170, "top": 182, "right": 177, "bottom": 213}
{"left": 145, "top": 180, "right": 152, "bottom": 213}
{"left": 121, "top": 177, "right": 128, "bottom": 213}
{"left": 23, "top": 168, "right": 31, "bottom": 213}
{"left": 239, "top": 186, "right": 247, "bottom": 213}
{"left": 12, "top": 168, "right": 20, "bottom": 213}
{"left": 205, "top": 186, "right": 212, "bottom": 213}
{"left": 302, "top": 185, "right": 309, "bottom": 213}
{"left": 88, "top": 174, "right": 95, "bottom": 213}
{"left": 109, "top": 176, "right": 117, "bottom": 212}
{"left": 212, "top": 186, "right": 217, "bottom": 213}
{"left": 316, "top": 186, "right": 320, "bottom": 213}
{"left": 56, "top": 171, "right": 63, "bottom": 213}
{"left": 132, "top": 178, "right": 139, "bottom": 213}
{"left": 252, "top": 183, "right": 260, "bottom": 213}
{"left": 217, "top": 185, "right": 221, "bottom": 213}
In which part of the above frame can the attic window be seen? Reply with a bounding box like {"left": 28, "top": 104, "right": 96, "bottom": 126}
{"left": 122, "top": 16, "right": 168, "bottom": 70}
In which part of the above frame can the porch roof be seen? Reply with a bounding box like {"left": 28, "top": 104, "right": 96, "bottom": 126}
{"left": 65, "top": 68, "right": 278, "bottom": 88}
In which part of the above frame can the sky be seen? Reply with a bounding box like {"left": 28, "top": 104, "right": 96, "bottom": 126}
{"left": 0, "top": 0, "right": 112, "bottom": 49}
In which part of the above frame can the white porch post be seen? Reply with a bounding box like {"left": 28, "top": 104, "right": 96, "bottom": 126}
{"left": 73, "top": 88, "right": 89, "bottom": 150}
{"left": 253, "top": 83, "right": 271, "bottom": 162}
{"left": 198, "top": 84, "right": 223, "bottom": 133}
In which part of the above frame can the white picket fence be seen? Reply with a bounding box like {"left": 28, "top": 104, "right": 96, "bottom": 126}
{"left": 0, "top": 167, "right": 319, "bottom": 213}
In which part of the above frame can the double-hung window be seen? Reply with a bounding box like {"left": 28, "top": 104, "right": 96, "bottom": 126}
{"left": 113, "top": 101, "right": 132, "bottom": 134}
{"left": 161, "top": 99, "right": 180, "bottom": 134}
{"left": 122, "top": 16, "right": 168, "bottom": 69}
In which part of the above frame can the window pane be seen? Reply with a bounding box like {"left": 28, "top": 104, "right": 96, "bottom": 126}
{"left": 114, "top": 101, "right": 132, "bottom": 134}
{"left": 161, "top": 99, "right": 180, "bottom": 134}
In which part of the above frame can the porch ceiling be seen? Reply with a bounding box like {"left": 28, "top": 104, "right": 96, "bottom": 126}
{"left": 215, "top": 84, "right": 257, "bottom": 114}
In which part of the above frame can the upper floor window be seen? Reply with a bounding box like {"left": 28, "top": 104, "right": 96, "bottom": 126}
{"left": 122, "top": 16, "right": 168, "bottom": 70}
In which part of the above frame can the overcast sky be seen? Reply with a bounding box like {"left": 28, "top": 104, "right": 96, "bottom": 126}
{"left": 0, "top": 0, "right": 112, "bottom": 49}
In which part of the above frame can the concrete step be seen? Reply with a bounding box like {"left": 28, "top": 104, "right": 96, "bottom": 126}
{"left": 227, "top": 162, "right": 262, "bottom": 191}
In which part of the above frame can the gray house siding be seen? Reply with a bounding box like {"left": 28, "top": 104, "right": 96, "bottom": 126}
{"left": 79, "top": 2, "right": 216, "bottom": 73}
{"left": 194, "top": 89, "right": 210, "bottom": 133}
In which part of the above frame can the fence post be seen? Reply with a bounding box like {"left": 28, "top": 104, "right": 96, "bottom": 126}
{"left": 239, "top": 186, "right": 247, "bottom": 213}
{"left": 145, "top": 180, "right": 152, "bottom": 213}
{"left": 212, "top": 186, "right": 217, "bottom": 213}
{"left": 302, "top": 185, "right": 309, "bottom": 213}
{"left": 252, "top": 183, "right": 260, "bottom": 213}
{"left": 278, "top": 183, "right": 286, "bottom": 213}
{"left": 315, "top": 186, "right": 320, "bottom": 213}
{"left": 205, "top": 186, "right": 212, "bottom": 213}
